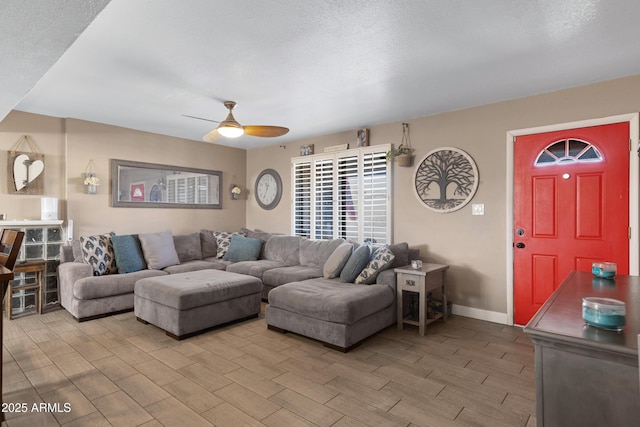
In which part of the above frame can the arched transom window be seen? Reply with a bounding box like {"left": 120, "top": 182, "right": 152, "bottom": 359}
{"left": 535, "top": 138, "right": 602, "bottom": 166}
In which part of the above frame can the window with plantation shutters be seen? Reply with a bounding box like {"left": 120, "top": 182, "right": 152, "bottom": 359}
{"left": 292, "top": 144, "right": 391, "bottom": 243}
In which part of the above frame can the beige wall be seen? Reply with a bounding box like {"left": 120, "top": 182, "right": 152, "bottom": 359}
{"left": 1, "top": 111, "right": 246, "bottom": 237}
{"left": 246, "top": 74, "right": 640, "bottom": 319}
{"left": 0, "top": 112, "right": 65, "bottom": 218}
{"left": 3, "top": 74, "right": 640, "bottom": 321}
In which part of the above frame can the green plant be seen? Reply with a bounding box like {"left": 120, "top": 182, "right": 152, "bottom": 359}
{"left": 386, "top": 144, "right": 414, "bottom": 162}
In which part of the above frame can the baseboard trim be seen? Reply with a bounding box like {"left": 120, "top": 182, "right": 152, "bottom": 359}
{"left": 451, "top": 304, "right": 509, "bottom": 325}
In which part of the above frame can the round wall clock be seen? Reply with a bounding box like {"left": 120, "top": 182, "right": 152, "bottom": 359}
{"left": 254, "top": 169, "right": 283, "bottom": 210}
{"left": 414, "top": 147, "right": 479, "bottom": 213}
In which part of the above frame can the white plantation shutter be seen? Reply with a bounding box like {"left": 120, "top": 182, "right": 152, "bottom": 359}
{"left": 314, "top": 157, "right": 334, "bottom": 240}
{"left": 293, "top": 161, "right": 311, "bottom": 238}
{"left": 337, "top": 154, "right": 359, "bottom": 242}
{"left": 292, "top": 144, "right": 391, "bottom": 242}
{"left": 362, "top": 150, "right": 389, "bottom": 244}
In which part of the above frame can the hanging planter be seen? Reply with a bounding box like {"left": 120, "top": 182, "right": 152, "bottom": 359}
{"left": 386, "top": 123, "right": 414, "bottom": 167}
{"left": 231, "top": 184, "right": 241, "bottom": 200}
{"left": 83, "top": 160, "right": 100, "bottom": 194}
{"left": 395, "top": 153, "right": 414, "bottom": 167}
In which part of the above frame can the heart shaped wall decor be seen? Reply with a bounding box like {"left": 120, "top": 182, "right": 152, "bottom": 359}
{"left": 13, "top": 154, "right": 44, "bottom": 191}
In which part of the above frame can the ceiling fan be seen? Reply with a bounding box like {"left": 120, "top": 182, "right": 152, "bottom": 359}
{"left": 184, "top": 101, "right": 289, "bottom": 142}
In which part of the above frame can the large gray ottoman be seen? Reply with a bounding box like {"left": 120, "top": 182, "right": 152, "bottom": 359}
{"left": 265, "top": 278, "right": 395, "bottom": 352}
{"left": 134, "top": 269, "right": 262, "bottom": 339}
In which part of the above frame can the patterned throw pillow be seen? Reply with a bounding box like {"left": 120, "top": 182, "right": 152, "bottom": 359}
{"left": 355, "top": 245, "right": 395, "bottom": 284}
{"left": 213, "top": 231, "right": 237, "bottom": 258}
{"left": 80, "top": 232, "right": 117, "bottom": 276}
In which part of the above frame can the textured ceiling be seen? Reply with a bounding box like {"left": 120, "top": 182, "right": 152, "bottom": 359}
{"left": 4, "top": 0, "right": 640, "bottom": 149}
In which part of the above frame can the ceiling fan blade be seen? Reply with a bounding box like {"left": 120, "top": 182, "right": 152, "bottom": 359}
{"left": 243, "top": 125, "right": 289, "bottom": 138}
{"left": 202, "top": 128, "right": 221, "bottom": 142}
{"left": 183, "top": 114, "right": 220, "bottom": 123}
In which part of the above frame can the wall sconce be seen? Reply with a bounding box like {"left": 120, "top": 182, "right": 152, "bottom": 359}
{"left": 231, "top": 184, "right": 242, "bottom": 200}
{"left": 84, "top": 160, "right": 100, "bottom": 194}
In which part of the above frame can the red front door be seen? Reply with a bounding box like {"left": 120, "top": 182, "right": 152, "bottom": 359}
{"left": 513, "top": 123, "right": 629, "bottom": 325}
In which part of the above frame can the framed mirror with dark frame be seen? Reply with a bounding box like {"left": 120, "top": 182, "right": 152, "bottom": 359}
{"left": 111, "top": 159, "right": 222, "bottom": 209}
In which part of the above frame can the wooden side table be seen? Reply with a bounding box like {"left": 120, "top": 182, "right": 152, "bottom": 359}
{"left": 5, "top": 259, "right": 46, "bottom": 319}
{"left": 395, "top": 263, "right": 449, "bottom": 336}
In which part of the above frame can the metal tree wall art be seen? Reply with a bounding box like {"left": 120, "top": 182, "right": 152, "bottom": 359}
{"left": 414, "top": 147, "right": 479, "bottom": 213}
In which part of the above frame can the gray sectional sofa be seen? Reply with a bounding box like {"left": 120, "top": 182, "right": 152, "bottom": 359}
{"left": 58, "top": 228, "right": 418, "bottom": 350}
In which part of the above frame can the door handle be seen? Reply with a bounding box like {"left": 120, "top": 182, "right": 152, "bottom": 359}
{"left": 515, "top": 242, "right": 526, "bottom": 249}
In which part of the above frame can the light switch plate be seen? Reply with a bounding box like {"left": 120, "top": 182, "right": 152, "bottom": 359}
{"left": 472, "top": 204, "right": 484, "bottom": 215}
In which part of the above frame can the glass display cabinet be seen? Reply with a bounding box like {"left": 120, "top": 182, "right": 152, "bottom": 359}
{"left": 1, "top": 220, "right": 63, "bottom": 317}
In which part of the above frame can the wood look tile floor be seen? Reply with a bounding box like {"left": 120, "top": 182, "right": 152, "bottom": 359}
{"left": 2, "top": 306, "right": 536, "bottom": 426}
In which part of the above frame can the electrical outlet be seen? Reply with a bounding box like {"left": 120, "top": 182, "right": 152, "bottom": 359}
{"left": 472, "top": 204, "right": 484, "bottom": 216}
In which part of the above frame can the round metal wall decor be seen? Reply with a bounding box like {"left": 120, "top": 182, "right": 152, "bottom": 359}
{"left": 414, "top": 147, "right": 479, "bottom": 213}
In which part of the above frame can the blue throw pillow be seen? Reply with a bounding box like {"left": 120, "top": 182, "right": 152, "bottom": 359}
{"left": 111, "top": 234, "right": 147, "bottom": 273}
{"left": 339, "top": 244, "right": 371, "bottom": 283}
{"left": 223, "top": 235, "right": 263, "bottom": 262}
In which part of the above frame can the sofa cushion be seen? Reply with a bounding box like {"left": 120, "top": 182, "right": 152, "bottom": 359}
{"left": 111, "top": 234, "right": 147, "bottom": 274}
{"left": 200, "top": 229, "right": 218, "bottom": 258}
{"left": 163, "top": 260, "right": 226, "bottom": 274}
{"left": 268, "top": 279, "right": 394, "bottom": 324}
{"left": 213, "top": 231, "right": 238, "bottom": 258}
{"left": 80, "top": 232, "right": 117, "bottom": 276}
{"left": 339, "top": 244, "right": 371, "bottom": 283}
{"left": 226, "top": 260, "right": 288, "bottom": 279}
{"left": 71, "top": 240, "right": 84, "bottom": 263}
{"left": 299, "top": 238, "right": 344, "bottom": 269}
{"left": 73, "top": 269, "right": 167, "bottom": 300}
{"left": 173, "top": 233, "right": 202, "bottom": 262}
{"left": 262, "top": 265, "right": 323, "bottom": 287}
{"left": 390, "top": 242, "right": 410, "bottom": 268}
{"left": 203, "top": 257, "right": 234, "bottom": 269}
{"left": 355, "top": 245, "right": 395, "bottom": 284}
{"left": 139, "top": 230, "right": 180, "bottom": 270}
{"left": 264, "top": 235, "right": 302, "bottom": 265}
{"left": 323, "top": 242, "right": 353, "bottom": 279}
{"left": 223, "top": 235, "right": 263, "bottom": 262}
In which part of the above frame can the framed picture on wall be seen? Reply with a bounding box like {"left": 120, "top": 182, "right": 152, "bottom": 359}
{"left": 300, "top": 144, "right": 314, "bottom": 156}
{"left": 357, "top": 128, "right": 369, "bottom": 147}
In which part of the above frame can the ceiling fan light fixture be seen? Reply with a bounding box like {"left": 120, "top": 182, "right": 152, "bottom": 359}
{"left": 217, "top": 123, "right": 244, "bottom": 138}
{"left": 217, "top": 105, "right": 244, "bottom": 137}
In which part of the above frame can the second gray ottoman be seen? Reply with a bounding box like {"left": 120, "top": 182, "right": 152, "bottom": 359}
{"left": 134, "top": 269, "right": 262, "bottom": 339}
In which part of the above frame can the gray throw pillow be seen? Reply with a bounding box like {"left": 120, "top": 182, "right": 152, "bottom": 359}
{"left": 222, "top": 235, "right": 263, "bottom": 262}
{"left": 323, "top": 242, "right": 353, "bottom": 279}
{"left": 173, "top": 233, "right": 202, "bottom": 262}
{"left": 139, "top": 230, "right": 180, "bottom": 270}
{"left": 111, "top": 234, "right": 147, "bottom": 273}
{"left": 339, "top": 244, "right": 371, "bottom": 283}
{"left": 355, "top": 245, "right": 395, "bottom": 284}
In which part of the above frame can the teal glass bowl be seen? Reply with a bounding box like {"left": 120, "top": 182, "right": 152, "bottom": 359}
{"left": 592, "top": 262, "right": 616, "bottom": 278}
{"left": 582, "top": 297, "right": 626, "bottom": 331}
